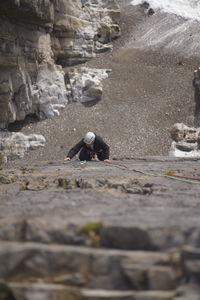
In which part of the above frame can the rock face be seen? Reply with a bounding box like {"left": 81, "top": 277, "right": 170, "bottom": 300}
{"left": 169, "top": 123, "right": 200, "bottom": 157}
{"left": 0, "top": 0, "right": 120, "bottom": 128}
{"left": 66, "top": 67, "right": 111, "bottom": 103}
{"left": 0, "top": 130, "right": 45, "bottom": 159}
{"left": 1, "top": 157, "right": 200, "bottom": 299}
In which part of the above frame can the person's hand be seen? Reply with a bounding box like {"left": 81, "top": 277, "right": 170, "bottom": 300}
{"left": 64, "top": 157, "right": 71, "bottom": 161}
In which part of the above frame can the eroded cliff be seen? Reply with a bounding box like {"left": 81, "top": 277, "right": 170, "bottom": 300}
{"left": 0, "top": 0, "right": 120, "bottom": 128}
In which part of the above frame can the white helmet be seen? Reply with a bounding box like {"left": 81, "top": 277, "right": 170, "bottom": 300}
{"left": 84, "top": 132, "right": 95, "bottom": 144}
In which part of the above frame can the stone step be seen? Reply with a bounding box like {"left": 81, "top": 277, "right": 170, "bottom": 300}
{"left": 9, "top": 282, "right": 175, "bottom": 300}
{"left": 0, "top": 242, "right": 179, "bottom": 291}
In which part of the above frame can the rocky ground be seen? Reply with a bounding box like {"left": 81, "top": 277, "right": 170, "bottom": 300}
{"left": 1, "top": 157, "right": 200, "bottom": 299}
{"left": 1, "top": 157, "right": 200, "bottom": 230}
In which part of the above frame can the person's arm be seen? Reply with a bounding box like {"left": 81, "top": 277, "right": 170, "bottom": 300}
{"left": 64, "top": 139, "right": 84, "bottom": 160}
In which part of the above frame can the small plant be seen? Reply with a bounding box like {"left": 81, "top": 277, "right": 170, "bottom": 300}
{"left": 62, "top": 183, "right": 70, "bottom": 190}
{"left": 80, "top": 222, "right": 103, "bottom": 247}
{"left": 165, "top": 171, "right": 176, "bottom": 176}
{"left": 57, "top": 178, "right": 72, "bottom": 189}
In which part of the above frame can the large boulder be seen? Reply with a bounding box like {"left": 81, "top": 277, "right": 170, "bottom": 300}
{"left": 169, "top": 123, "right": 200, "bottom": 157}
{"left": 66, "top": 67, "right": 111, "bottom": 103}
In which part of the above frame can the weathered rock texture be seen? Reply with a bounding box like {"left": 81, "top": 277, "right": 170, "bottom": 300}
{"left": 0, "top": 130, "right": 45, "bottom": 160}
{"left": 169, "top": 123, "right": 200, "bottom": 157}
{"left": 0, "top": 0, "right": 120, "bottom": 128}
{"left": 66, "top": 67, "right": 111, "bottom": 103}
{"left": 1, "top": 158, "right": 200, "bottom": 299}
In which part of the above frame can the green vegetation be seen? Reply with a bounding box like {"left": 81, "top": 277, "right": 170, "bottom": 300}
{"left": 80, "top": 222, "right": 103, "bottom": 247}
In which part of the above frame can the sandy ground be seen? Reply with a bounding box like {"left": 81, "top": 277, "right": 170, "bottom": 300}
{"left": 7, "top": 0, "right": 200, "bottom": 167}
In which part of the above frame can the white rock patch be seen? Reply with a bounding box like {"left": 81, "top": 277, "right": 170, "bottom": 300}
{"left": 0, "top": 131, "right": 46, "bottom": 160}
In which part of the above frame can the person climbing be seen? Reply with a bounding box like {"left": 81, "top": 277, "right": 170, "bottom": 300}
{"left": 64, "top": 131, "right": 110, "bottom": 161}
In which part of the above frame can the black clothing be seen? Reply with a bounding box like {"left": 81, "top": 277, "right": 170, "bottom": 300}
{"left": 79, "top": 147, "right": 94, "bottom": 161}
{"left": 67, "top": 135, "right": 109, "bottom": 161}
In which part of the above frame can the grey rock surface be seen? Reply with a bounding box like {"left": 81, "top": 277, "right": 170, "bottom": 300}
{"left": 1, "top": 157, "right": 200, "bottom": 299}
{"left": 1, "top": 157, "right": 200, "bottom": 239}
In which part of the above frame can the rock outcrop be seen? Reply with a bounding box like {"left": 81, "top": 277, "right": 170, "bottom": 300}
{"left": 0, "top": 0, "right": 120, "bottom": 128}
{"left": 0, "top": 130, "right": 45, "bottom": 160}
{"left": 169, "top": 123, "right": 200, "bottom": 157}
{"left": 66, "top": 67, "right": 111, "bottom": 103}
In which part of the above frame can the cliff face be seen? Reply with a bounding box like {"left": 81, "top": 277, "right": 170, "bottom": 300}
{"left": 1, "top": 157, "right": 200, "bottom": 299}
{"left": 0, "top": 0, "right": 120, "bottom": 128}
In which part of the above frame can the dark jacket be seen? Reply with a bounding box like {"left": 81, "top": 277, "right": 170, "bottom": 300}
{"left": 67, "top": 135, "right": 109, "bottom": 160}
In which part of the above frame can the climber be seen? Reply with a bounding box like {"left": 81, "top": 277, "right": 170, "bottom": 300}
{"left": 64, "top": 131, "right": 110, "bottom": 161}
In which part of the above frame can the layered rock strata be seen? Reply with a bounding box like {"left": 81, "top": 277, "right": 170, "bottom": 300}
{"left": 0, "top": 158, "right": 200, "bottom": 299}
{"left": 0, "top": 0, "right": 120, "bottom": 128}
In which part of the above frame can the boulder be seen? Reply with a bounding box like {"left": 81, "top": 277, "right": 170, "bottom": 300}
{"left": 66, "top": 67, "right": 110, "bottom": 103}
{"left": 0, "top": 131, "right": 45, "bottom": 159}
{"left": 169, "top": 123, "right": 200, "bottom": 157}
{"left": 170, "top": 123, "right": 200, "bottom": 143}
